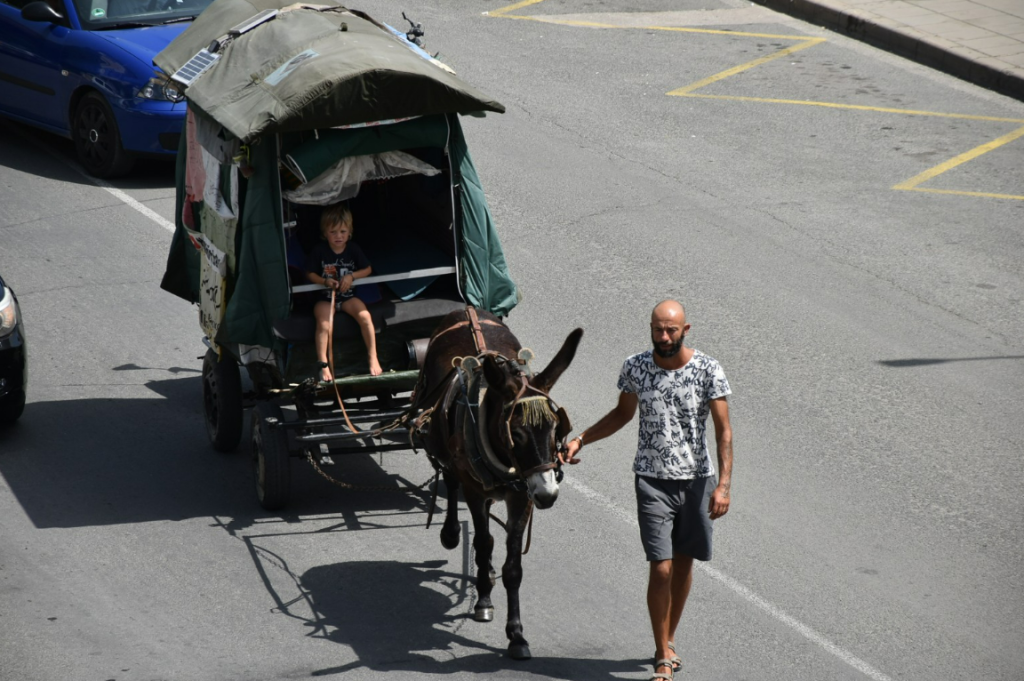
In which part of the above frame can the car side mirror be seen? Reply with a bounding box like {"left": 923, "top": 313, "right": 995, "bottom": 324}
{"left": 21, "top": 1, "right": 64, "bottom": 23}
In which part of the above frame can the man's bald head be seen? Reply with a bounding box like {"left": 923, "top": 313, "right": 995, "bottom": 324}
{"left": 652, "top": 300, "right": 686, "bottom": 325}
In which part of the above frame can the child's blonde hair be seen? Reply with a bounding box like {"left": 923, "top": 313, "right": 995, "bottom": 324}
{"left": 320, "top": 204, "right": 353, "bottom": 236}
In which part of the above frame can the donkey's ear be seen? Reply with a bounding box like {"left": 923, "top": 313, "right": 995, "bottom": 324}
{"left": 482, "top": 354, "right": 516, "bottom": 395}
{"left": 533, "top": 328, "right": 583, "bottom": 393}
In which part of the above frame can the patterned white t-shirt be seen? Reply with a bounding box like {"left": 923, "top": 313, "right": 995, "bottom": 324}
{"left": 617, "top": 349, "right": 731, "bottom": 480}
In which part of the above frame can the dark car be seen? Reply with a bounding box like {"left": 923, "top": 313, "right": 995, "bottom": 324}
{"left": 0, "top": 273, "right": 27, "bottom": 424}
{"left": 0, "top": 0, "right": 214, "bottom": 177}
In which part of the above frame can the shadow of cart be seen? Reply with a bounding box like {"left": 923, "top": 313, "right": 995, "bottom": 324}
{"left": 0, "top": 375, "right": 432, "bottom": 530}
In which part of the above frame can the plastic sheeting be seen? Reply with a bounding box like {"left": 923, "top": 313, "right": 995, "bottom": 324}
{"left": 282, "top": 151, "right": 440, "bottom": 206}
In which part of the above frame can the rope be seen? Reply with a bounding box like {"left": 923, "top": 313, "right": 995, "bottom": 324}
{"left": 300, "top": 289, "right": 452, "bottom": 493}
{"left": 321, "top": 287, "right": 428, "bottom": 440}
{"left": 305, "top": 448, "right": 437, "bottom": 494}
{"left": 327, "top": 288, "right": 360, "bottom": 435}
{"left": 485, "top": 502, "right": 535, "bottom": 556}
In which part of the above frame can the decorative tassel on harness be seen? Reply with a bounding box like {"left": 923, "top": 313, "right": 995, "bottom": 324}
{"left": 515, "top": 395, "right": 556, "bottom": 427}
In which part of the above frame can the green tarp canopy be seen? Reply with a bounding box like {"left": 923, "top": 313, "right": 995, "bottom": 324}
{"left": 159, "top": 0, "right": 518, "bottom": 349}
{"left": 153, "top": 0, "right": 505, "bottom": 143}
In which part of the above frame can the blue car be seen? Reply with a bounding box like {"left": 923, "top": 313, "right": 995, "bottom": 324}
{"left": 0, "top": 0, "right": 213, "bottom": 177}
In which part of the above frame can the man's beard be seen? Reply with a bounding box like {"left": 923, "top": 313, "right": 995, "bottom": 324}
{"left": 653, "top": 335, "right": 683, "bottom": 358}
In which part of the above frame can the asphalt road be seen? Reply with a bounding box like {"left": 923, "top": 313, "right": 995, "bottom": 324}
{"left": 1, "top": 0, "right": 1023, "bottom": 680}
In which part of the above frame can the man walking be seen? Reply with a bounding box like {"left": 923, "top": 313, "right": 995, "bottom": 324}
{"left": 560, "top": 300, "right": 733, "bottom": 680}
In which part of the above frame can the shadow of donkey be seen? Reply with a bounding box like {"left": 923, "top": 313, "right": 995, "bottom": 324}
{"left": 297, "top": 559, "right": 649, "bottom": 680}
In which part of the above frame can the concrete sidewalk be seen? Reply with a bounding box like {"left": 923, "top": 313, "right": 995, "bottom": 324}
{"left": 754, "top": 0, "right": 1024, "bottom": 101}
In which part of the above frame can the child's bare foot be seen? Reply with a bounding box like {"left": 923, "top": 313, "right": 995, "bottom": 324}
{"left": 369, "top": 358, "right": 383, "bottom": 376}
{"left": 319, "top": 364, "right": 333, "bottom": 383}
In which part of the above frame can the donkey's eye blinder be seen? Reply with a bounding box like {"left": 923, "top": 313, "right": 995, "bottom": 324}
{"left": 554, "top": 406, "right": 571, "bottom": 443}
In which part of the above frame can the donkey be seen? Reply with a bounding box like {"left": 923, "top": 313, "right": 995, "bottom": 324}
{"left": 412, "top": 307, "right": 582, "bottom": 660}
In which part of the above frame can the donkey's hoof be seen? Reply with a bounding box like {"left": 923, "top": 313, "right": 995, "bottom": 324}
{"left": 440, "top": 527, "right": 460, "bottom": 550}
{"left": 473, "top": 606, "right": 494, "bottom": 622}
{"left": 508, "top": 642, "right": 532, "bottom": 660}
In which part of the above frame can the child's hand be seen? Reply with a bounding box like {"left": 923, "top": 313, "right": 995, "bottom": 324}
{"left": 325, "top": 277, "right": 340, "bottom": 290}
{"left": 339, "top": 273, "right": 353, "bottom": 293}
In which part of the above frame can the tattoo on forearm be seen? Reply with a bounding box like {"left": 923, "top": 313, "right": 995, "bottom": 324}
{"left": 717, "top": 440, "right": 732, "bottom": 500}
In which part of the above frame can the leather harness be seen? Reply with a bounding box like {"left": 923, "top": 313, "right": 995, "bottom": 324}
{"left": 416, "top": 306, "right": 565, "bottom": 486}
{"left": 429, "top": 305, "right": 504, "bottom": 354}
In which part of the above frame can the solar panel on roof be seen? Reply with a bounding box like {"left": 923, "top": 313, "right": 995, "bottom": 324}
{"left": 171, "top": 49, "right": 221, "bottom": 86}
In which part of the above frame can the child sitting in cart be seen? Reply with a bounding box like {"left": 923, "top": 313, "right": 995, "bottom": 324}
{"left": 306, "top": 204, "right": 382, "bottom": 380}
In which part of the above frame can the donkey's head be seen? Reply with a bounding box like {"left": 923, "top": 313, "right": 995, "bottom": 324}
{"left": 481, "top": 328, "right": 583, "bottom": 509}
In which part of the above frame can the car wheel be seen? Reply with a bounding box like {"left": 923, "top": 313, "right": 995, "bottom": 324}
{"left": 0, "top": 389, "right": 26, "bottom": 426}
{"left": 73, "top": 92, "right": 134, "bottom": 178}
{"left": 252, "top": 402, "right": 291, "bottom": 511}
{"left": 202, "top": 348, "right": 244, "bottom": 452}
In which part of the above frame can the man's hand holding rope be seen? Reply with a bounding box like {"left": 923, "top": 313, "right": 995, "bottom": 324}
{"left": 559, "top": 436, "right": 582, "bottom": 465}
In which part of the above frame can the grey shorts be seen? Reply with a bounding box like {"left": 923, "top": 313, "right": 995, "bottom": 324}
{"left": 635, "top": 474, "right": 714, "bottom": 562}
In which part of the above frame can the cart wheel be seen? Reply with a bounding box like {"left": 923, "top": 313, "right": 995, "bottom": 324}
{"left": 202, "top": 349, "right": 243, "bottom": 452}
{"left": 252, "top": 402, "right": 291, "bottom": 511}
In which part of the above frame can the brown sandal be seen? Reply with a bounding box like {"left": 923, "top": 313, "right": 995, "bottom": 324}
{"left": 650, "top": 658, "right": 675, "bottom": 681}
{"left": 652, "top": 643, "right": 682, "bottom": 672}
{"left": 668, "top": 642, "right": 682, "bottom": 670}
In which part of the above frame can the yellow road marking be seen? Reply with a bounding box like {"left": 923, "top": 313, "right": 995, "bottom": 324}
{"left": 489, "top": 0, "right": 825, "bottom": 38}
{"left": 489, "top": 0, "right": 1024, "bottom": 201}
{"left": 668, "top": 39, "right": 824, "bottom": 96}
{"left": 488, "top": 0, "right": 547, "bottom": 18}
{"left": 893, "top": 125, "right": 1024, "bottom": 192}
{"left": 678, "top": 94, "right": 1024, "bottom": 123}
{"left": 529, "top": 18, "right": 817, "bottom": 40}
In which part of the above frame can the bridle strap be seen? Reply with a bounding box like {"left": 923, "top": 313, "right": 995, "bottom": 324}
{"left": 465, "top": 305, "right": 488, "bottom": 355}
{"left": 501, "top": 374, "right": 532, "bottom": 447}
{"left": 430, "top": 306, "right": 503, "bottom": 349}
{"left": 519, "top": 461, "right": 560, "bottom": 477}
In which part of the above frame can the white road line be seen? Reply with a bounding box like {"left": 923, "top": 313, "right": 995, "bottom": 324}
{"left": 561, "top": 476, "right": 895, "bottom": 681}
{"left": 13, "top": 122, "right": 177, "bottom": 234}
{"left": 89, "top": 177, "right": 177, "bottom": 234}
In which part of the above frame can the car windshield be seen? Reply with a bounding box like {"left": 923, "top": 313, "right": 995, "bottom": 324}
{"left": 72, "top": 0, "right": 215, "bottom": 29}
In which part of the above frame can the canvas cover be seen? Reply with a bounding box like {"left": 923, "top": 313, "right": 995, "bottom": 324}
{"left": 153, "top": 0, "right": 505, "bottom": 142}
{"left": 162, "top": 130, "right": 290, "bottom": 350}
{"left": 158, "top": 3, "right": 516, "bottom": 349}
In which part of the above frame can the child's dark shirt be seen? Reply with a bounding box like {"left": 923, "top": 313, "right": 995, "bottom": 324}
{"left": 305, "top": 242, "right": 370, "bottom": 301}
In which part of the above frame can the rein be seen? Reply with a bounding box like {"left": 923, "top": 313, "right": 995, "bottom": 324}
{"left": 327, "top": 288, "right": 361, "bottom": 434}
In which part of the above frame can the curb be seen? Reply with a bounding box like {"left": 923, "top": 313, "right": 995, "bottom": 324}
{"left": 753, "top": 0, "right": 1024, "bottom": 103}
